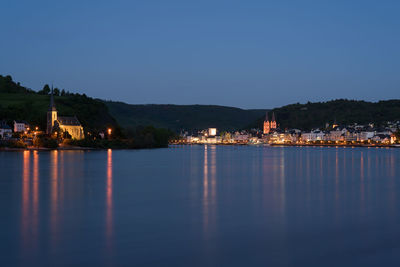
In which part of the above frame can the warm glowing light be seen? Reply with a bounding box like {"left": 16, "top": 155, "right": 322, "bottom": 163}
{"left": 208, "top": 128, "right": 217, "bottom": 136}
{"left": 35, "top": 127, "right": 38, "bottom": 130}
{"left": 108, "top": 128, "right": 112, "bottom": 135}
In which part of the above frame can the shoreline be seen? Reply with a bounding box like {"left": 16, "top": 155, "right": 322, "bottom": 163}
{"left": 0, "top": 145, "right": 169, "bottom": 151}
{"left": 170, "top": 143, "right": 400, "bottom": 148}
{"left": 0, "top": 146, "right": 97, "bottom": 151}
{"left": 1, "top": 143, "right": 399, "bottom": 151}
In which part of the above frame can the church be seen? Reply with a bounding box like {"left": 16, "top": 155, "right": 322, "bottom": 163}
{"left": 46, "top": 89, "right": 84, "bottom": 140}
{"left": 263, "top": 112, "right": 277, "bottom": 134}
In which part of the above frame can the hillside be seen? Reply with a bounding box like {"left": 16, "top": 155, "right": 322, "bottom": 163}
{"left": 0, "top": 75, "right": 266, "bottom": 133}
{"left": 0, "top": 75, "right": 119, "bottom": 132}
{"left": 252, "top": 99, "right": 400, "bottom": 130}
{"left": 105, "top": 101, "right": 266, "bottom": 132}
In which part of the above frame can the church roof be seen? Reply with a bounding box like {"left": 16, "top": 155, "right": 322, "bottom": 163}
{"left": 58, "top": 116, "right": 82, "bottom": 126}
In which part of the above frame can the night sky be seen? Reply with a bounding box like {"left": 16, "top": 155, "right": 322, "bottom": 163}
{"left": 1, "top": 0, "right": 399, "bottom": 109}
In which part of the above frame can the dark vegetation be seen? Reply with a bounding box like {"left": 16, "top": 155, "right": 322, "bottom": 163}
{"left": 33, "top": 136, "right": 59, "bottom": 149}
{"left": 0, "top": 75, "right": 176, "bottom": 148}
{"left": 3, "top": 74, "right": 399, "bottom": 145}
{"left": 0, "top": 140, "right": 27, "bottom": 148}
{"left": 0, "top": 75, "right": 119, "bottom": 134}
{"left": 252, "top": 100, "right": 400, "bottom": 130}
{"left": 68, "top": 126, "right": 176, "bottom": 149}
{"left": 105, "top": 101, "right": 266, "bottom": 132}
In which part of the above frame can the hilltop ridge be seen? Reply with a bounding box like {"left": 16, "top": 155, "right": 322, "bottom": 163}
{"left": 2, "top": 74, "right": 400, "bottom": 133}
{"left": 105, "top": 101, "right": 266, "bottom": 132}
{"left": 252, "top": 99, "right": 400, "bottom": 130}
{"left": 0, "top": 75, "right": 266, "bottom": 132}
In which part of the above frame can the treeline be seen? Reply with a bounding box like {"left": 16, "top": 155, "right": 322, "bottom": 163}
{"left": 37, "top": 83, "right": 89, "bottom": 98}
{"left": 68, "top": 126, "right": 176, "bottom": 149}
{"left": 105, "top": 101, "right": 266, "bottom": 132}
{"left": 252, "top": 99, "right": 400, "bottom": 130}
{"left": 0, "top": 75, "right": 35, "bottom": 94}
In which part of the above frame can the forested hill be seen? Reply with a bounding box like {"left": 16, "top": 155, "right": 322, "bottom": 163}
{"left": 252, "top": 99, "right": 400, "bottom": 130}
{"left": 105, "top": 101, "right": 266, "bottom": 132}
{"left": 0, "top": 75, "right": 119, "bottom": 132}
{"left": 0, "top": 75, "right": 266, "bottom": 133}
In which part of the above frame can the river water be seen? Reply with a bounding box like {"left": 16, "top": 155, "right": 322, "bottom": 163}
{"left": 1, "top": 146, "right": 399, "bottom": 266}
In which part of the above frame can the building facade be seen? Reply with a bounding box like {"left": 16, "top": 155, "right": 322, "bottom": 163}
{"left": 0, "top": 121, "right": 12, "bottom": 139}
{"left": 263, "top": 112, "right": 277, "bottom": 134}
{"left": 13, "top": 120, "right": 29, "bottom": 132}
{"left": 46, "top": 89, "right": 84, "bottom": 140}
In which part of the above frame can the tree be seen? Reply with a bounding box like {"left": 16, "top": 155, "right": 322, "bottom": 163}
{"left": 54, "top": 88, "right": 60, "bottom": 96}
{"left": 61, "top": 89, "right": 66, "bottom": 96}
{"left": 38, "top": 84, "right": 51, "bottom": 95}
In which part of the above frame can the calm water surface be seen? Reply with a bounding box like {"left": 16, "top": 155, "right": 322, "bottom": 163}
{"left": 1, "top": 146, "right": 400, "bottom": 266}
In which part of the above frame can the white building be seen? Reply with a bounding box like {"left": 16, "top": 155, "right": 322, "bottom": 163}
{"left": 301, "top": 130, "right": 325, "bottom": 142}
{"left": 13, "top": 120, "right": 29, "bottom": 133}
{"left": 356, "top": 131, "right": 374, "bottom": 142}
{"left": 0, "top": 122, "right": 12, "bottom": 139}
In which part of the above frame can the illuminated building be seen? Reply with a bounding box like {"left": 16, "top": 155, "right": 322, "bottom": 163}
{"left": 208, "top": 128, "right": 217, "bottom": 137}
{"left": 13, "top": 120, "right": 29, "bottom": 132}
{"left": 263, "top": 112, "right": 277, "bottom": 134}
{"left": 270, "top": 112, "right": 277, "bottom": 129}
{"left": 46, "top": 87, "right": 84, "bottom": 140}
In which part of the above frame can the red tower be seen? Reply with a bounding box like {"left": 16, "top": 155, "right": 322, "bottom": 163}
{"left": 263, "top": 112, "right": 270, "bottom": 134}
{"left": 270, "top": 112, "right": 277, "bottom": 129}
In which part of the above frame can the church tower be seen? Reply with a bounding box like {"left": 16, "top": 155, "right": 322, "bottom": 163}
{"left": 263, "top": 112, "right": 271, "bottom": 134}
{"left": 270, "top": 112, "right": 277, "bottom": 129}
{"left": 46, "top": 87, "right": 58, "bottom": 134}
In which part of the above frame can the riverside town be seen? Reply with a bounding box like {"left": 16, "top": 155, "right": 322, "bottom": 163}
{"left": 0, "top": 80, "right": 399, "bottom": 149}
{"left": 172, "top": 112, "right": 400, "bottom": 147}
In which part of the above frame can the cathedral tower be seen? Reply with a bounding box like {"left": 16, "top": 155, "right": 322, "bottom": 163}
{"left": 263, "top": 112, "right": 271, "bottom": 134}
{"left": 270, "top": 112, "right": 277, "bottom": 129}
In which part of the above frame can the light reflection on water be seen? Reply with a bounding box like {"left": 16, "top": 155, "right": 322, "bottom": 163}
{"left": 106, "top": 149, "right": 113, "bottom": 260}
{"left": 1, "top": 146, "right": 399, "bottom": 266}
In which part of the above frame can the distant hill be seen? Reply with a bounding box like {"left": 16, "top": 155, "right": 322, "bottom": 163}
{"left": 0, "top": 74, "right": 266, "bottom": 133}
{"left": 252, "top": 99, "right": 400, "bottom": 130}
{"left": 105, "top": 101, "right": 266, "bottom": 132}
{"left": 6, "top": 74, "right": 399, "bottom": 134}
{"left": 0, "top": 75, "right": 119, "bottom": 132}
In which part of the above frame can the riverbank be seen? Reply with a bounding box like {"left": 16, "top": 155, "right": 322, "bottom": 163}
{"left": 270, "top": 143, "right": 400, "bottom": 148}
{"left": 170, "top": 142, "right": 400, "bottom": 148}
{"left": 0, "top": 146, "right": 97, "bottom": 151}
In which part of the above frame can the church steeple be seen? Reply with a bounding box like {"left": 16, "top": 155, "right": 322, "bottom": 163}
{"left": 270, "top": 112, "right": 277, "bottom": 129}
{"left": 263, "top": 112, "right": 271, "bottom": 134}
{"left": 47, "top": 85, "right": 58, "bottom": 134}
{"left": 49, "top": 85, "right": 57, "bottom": 111}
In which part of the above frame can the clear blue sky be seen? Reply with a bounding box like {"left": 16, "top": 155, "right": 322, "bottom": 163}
{"left": 1, "top": 0, "right": 399, "bottom": 109}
